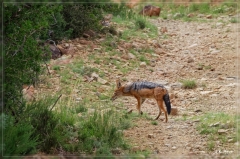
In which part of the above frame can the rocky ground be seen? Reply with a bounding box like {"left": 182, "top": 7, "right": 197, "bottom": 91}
{"left": 120, "top": 15, "right": 240, "bottom": 158}
{"left": 28, "top": 12, "right": 240, "bottom": 158}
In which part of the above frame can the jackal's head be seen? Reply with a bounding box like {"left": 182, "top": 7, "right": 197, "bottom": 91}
{"left": 111, "top": 80, "right": 124, "bottom": 101}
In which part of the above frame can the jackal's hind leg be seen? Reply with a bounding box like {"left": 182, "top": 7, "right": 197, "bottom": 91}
{"left": 155, "top": 109, "right": 162, "bottom": 120}
{"left": 154, "top": 88, "right": 168, "bottom": 122}
{"left": 156, "top": 100, "right": 168, "bottom": 122}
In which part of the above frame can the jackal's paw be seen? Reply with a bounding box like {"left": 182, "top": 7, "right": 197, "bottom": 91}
{"left": 140, "top": 111, "right": 143, "bottom": 115}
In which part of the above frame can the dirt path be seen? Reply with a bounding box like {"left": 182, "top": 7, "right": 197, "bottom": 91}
{"left": 122, "top": 15, "right": 239, "bottom": 158}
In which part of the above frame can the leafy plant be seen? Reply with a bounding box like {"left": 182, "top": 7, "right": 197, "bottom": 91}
{"left": 180, "top": 79, "right": 197, "bottom": 89}
{"left": 195, "top": 112, "right": 238, "bottom": 151}
{"left": 1, "top": 113, "right": 38, "bottom": 156}
{"left": 151, "top": 121, "right": 158, "bottom": 125}
{"left": 53, "top": 65, "right": 61, "bottom": 71}
{"left": 78, "top": 109, "right": 129, "bottom": 154}
{"left": 4, "top": 3, "right": 69, "bottom": 121}
{"left": 135, "top": 17, "right": 147, "bottom": 29}
{"left": 230, "top": 17, "right": 239, "bottom": 23}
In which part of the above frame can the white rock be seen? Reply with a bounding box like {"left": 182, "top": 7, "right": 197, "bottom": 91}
{"left": 200, "top": 91, "right": 213, "bottom": 95}
{"left": 140, "top": 62, "right": 147, "bottom": 68}
{"left": 188, "top": 43, "right": 198, "bottom": 48}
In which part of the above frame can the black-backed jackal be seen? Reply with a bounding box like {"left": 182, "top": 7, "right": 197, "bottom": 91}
{"left": 111, "top": 80, "right": 171, "bottom": 122}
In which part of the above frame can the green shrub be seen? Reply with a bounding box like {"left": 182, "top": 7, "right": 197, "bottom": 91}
{"left": 78, "top": 109, "right": 129, "bottom": 154}
{"left": 151, "top": 121, "right": 158, "bottom": 125}
{"left": 27, "top": 96, "right": 76, "bottom": 153}
{"left": 230, "top": 17, "right": 239, "bottom": 23}
{"left": 63, "top": 4, "right": 103, "bottom": 38}
{"left": 135, "top": 17, "right": 147, "bottom": 29}
{"left": 180, "top": 79, "right": 197, "bottom": 89}
{"left": 102, "top": 3, "right": 134, "bottom": 19}
{"left": 1, "top": 113, "right": 38, "bottom": 156}
{"left": 53, "top": 65, "right": 61, "bottom": 71}
{"left": 4, "top": 3, "right": 69, "bottom": 119}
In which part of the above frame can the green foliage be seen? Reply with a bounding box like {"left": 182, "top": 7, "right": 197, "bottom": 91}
{"left": 151, "top": 121, "right": 158, "bottom": 125}
{"left": 75, "top": 100, "right": 88, "bottom": 113}
{"left": 72, "top": 64, "right": 99, "bottom": 76}
{"left": 135, "top": 17, "right": 147, "bottom": 29}
{"left": 102, "top": 3, "right": 134, "bottom": 19}
{"left": 4, "top": 3, "right": 69, "bottom": 119}
{"left": 53, "top": 65, "right": 61, "bottom": 71}
{"left": 63, "top": 4, "right": 104, "bottom": 38}
{"left": 28, "top": 99, "right": 59, "bottom": 152}
{"left": 230, "top": 17, "right": 240, "bottom": 23}
{"left": 63, "top": 3, "right": 133, "bottom": 38}
{"left": 195, "top": 112, "right": 238, "bottom": 151}
{"left": 189, "top": 3, "right": 210, "bottom": 13}
{"left": 1, "top": 113, "right": 38, "bottom": 156}
{"left": 180, "top": 79, "right": 197, "bottom": 89}
{"left": 26, "top": 96, "right": 77, "bottom": 153}
{"left": 78, "top": 109, "right": 129, "bottom": 154}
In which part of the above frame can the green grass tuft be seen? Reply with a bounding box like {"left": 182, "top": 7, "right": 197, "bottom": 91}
{"left": 180, "top": 79, "right": 197, "bottom": 89}
{"left": 195, "top": 112, "right": 239, "bottom": 151}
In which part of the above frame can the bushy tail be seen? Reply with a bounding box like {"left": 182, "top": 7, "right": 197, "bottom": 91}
{"left": 163, "top": 93, "right": 171, "bottom": 115}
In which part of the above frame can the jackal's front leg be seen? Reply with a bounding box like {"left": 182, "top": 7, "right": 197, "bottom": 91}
{"left": 136, "top": 96, "right": 143, "bottom": 115}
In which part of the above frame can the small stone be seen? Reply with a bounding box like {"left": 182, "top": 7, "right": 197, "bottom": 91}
{"left": 194, "top": 109, "right": 202, "bottom": 113}
{"left": 170, "top": 82, "right": 183, "bottom": 89}
{"left": 155, "top": 48, "right": 166, "bottom": 55}
{"left": 97, "top": 77, "right": 108, "bottom": 85}
{"left": 216, "top": 22, "right": 223, "bottom": 27}
{"left": 172, "top": 146, "right": 177, "bottom": 150}
{"left": 91, "top": 72, "right": 99, "bottom": 79}
{"left": 206, "top": 14, "right": 212, "bottom": 19}
{"left": 121, "top": 54, "right": 130, "bottom": 60}
{"left": 148, "top": 134, "right": 154, "bottom": 138}
{"left": 75, "top": 97, "right": 82, "bottom": 101}
{"left": 234, "top": 142, "right": 239, "bottom": 146}
{"left": 198, "top": 14, "right": 205, "bottom": 18}
{"left": 200, "top": 91, "right": 213, "bottom": 95}
{"left": 174, "top": 13, "right": 181, "bottom": 18}
{"left": 187, "top": 13, "right": 194, "bottom": 17}
{"left": 128, "top": 53, "right": 136, "bottom": 59}
{"left": 197, "top": 65, "right": 203, "bottom": 70}
{"left": 193, "top": 119, "right": 200, "bottom": 122}
{"left": 187, "top": 58, "right": 194, "bottom": 63}
{"left": 188, "top": 43, "right": 198, "bottom": 48}
{"left": 140, "top": 62, "right": 147, "bottom": 68}
{"left": 218, "top": 129, "right": 228, "bottom": 135}
{"left": 228, "top": 139, "right": 234, "bottom": 143}
{"left": 209, "top": 122, "right": 220, "bottom": 127}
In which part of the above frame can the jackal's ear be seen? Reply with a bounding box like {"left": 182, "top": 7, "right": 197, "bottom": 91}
{"left": 116, "top": 79, "right": 121, "bottom": 88}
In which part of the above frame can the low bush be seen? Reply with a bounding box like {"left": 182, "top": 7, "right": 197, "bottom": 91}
{"left": 78, "top": 109, "right": 130, "bottom": 155}
{"left": 135, "top": 17, "right": 147, "bottom": 29}
{"left": 180, "top": 79, "right": 197, "bottom": 89}
{"left": 1, "top": 113, "right": 38, "bottom": 156}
